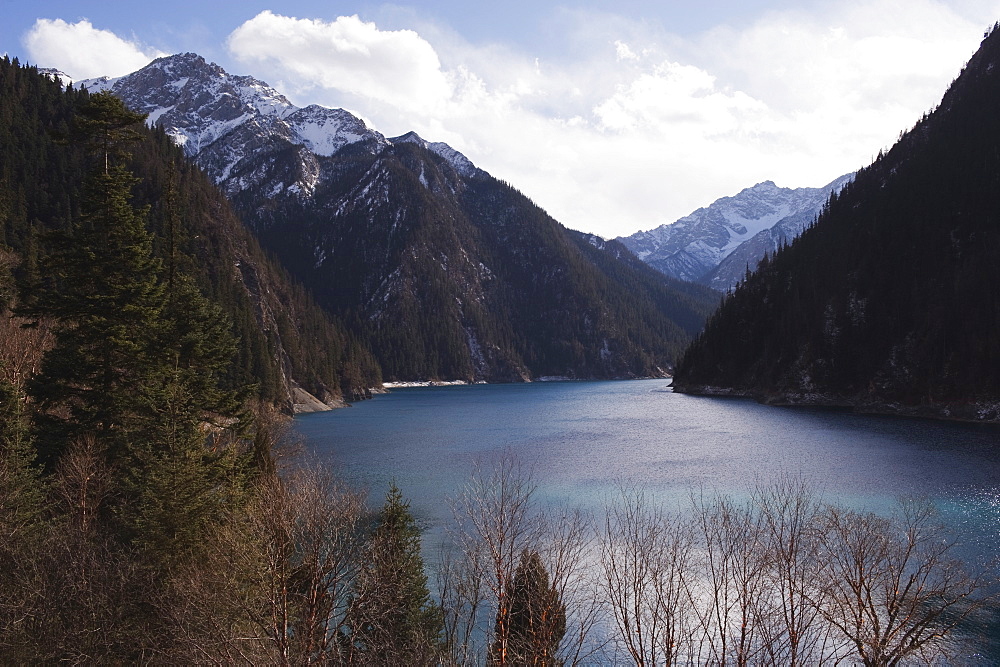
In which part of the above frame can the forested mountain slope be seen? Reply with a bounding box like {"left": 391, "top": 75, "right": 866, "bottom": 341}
{"left": 86, "top": 54, "right": 720, "bottom": 382}
{"left": 0, "top": 57, "right": 380, "bottom": 410}
{"left": 673, "top": 25, "right": 1000, "bottom": 421}
{"left": 251, "top": 145, "right": 719, "bottom": 381}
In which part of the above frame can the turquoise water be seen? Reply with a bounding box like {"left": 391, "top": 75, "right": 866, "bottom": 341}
{"left": 295, "top": 379, "right": 1000, "bottom": 530}
{"left": 294, "top": 379, "right": 1000, "bottom": 657}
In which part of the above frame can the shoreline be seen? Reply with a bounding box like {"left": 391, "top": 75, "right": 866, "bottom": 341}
{"left": 382, "top": 373, "right": 672, "bottom": 390}
{"left": 672, "top": 383, "right": 1000, "bottom": 425}
{"left": 294, "top": 375, "right": 674, "bottom": 414}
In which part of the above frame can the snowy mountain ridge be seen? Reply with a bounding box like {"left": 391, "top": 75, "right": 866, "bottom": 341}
{"left": 77, "top": 53, "right": 475, "bottom": 197}
{"left": 617, "top": 174, "right": 853, "bottom": 290}
{"left": 390, "top": 131, "right": 480, "bottom": 178}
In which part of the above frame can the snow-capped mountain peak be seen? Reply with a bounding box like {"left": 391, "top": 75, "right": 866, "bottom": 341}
{"left": 77, "top": 53, "right": 389, "bottom": 194}
{"left": 618, "top": 174, "right": 853, "bottom": 290}
{"left": 74, "top": 53, "right": 487, "bottom": 204}
{"left": 37, "top": 67, "right": 75, "bottom": 87}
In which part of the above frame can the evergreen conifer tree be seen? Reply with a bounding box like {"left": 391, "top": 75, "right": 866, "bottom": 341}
{"left": 21, "top": 90, "right": 249, "bottom": 565}
{"left": 0, "top": 376, "right": 46, "bottom": 556}
{"left": 345, "top": 482, "right": 445, "bottom": 662}
{"left": 124, "top": 272, "right": 250, "bottom": 569}
{"left": 494, "top": 548, "right": 566, "bottom": 666}
{"left": 23, "top": 91, "right": 164, "bottom": 465}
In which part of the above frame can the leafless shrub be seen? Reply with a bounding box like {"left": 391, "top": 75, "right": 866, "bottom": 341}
{"left": 53, "top": 435, "right": 114, "bottom": 537}
{"left": 600, "top": 485, "right": 695, "bottom": 666}
{"left": 0, "top": 313, "right": 54, "bottom": 389}
{"left": 164, "top": 463, "right": 367, "bottom": 664}
{"left": 811, "top": 498, "right": 990, "bottom": 665}
{"left": 0, "top": 437, "right": 151, "bottom": 662}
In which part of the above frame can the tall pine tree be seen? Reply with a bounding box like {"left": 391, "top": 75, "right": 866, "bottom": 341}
{"left": 345, "top": 482, "right": 445, "bottom": 663}
{"left": 493, "top": 549, "right": 566, "bottom": 666}
{"left": 21, "top": 91, "right": 250, "bottom": 564}
{"left": 23, "top": 91, "right": 163, "bottom": 465}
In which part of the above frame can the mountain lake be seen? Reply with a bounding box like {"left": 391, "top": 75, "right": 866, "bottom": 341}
{"left": 294, "top": 378, "right": 1000, "bottom": 658}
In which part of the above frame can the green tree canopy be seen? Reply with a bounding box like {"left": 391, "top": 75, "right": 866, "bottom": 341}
{"left": 494, "top": 548, "right": 567, "bottom": 666}
{"left": 345, "top": 482, "right": 445, "bottom": 663}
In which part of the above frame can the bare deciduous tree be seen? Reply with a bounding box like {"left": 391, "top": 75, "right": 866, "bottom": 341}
{"left": 750, "top": 478, "right": 836, "bottom": 666}
{"left": 444, "top": 454, "right": 599, "bottom": 665}
{"left": 687, "top": 492, "right": 772, "bottom": 666}
{"left": 0, "top": 313, "right": 53, "bottom": 390}
{"left": 812, "top": 498, "right": 989, "bottom": 666}
{"left": 542, "top": 507, "right": 604, "bottom": 666}
{"left": 438, "top": 536, "right": 488, "bottom": 664}
{"left": 447, "top": 454, "right": 543, "bottom": 664}
{"left": 601, "top": 486, "right": 695, "bottom": 666}
{"left": 600, "top": 482, "right": 993, "bottom": 667}
{"left": 164, "top": 462, "right": 367, "bottom": 664}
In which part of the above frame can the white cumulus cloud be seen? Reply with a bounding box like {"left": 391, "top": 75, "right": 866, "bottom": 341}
{"left": 415, "top": 0, "right": 994, "bottom": 237}
{"left": 593, "top": 61, "right": 768, "bottom": 135}
{"left": 22, "top": 2, "right": 995, "bottom": 239}
{"left": 227, "top": 11, "right": 452, "bottom": 113}
{"left": 23, "top": 18, "right": 165, "bottom": 79}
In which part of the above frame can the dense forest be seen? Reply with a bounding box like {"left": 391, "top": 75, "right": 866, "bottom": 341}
{"left": 0, "top": 56, "right": 380, "bottom": 410}
{"left": 673, "top": 24, "right": 1000, "bottom": 421}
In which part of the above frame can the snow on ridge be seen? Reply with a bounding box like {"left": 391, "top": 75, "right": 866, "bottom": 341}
{"left": 38, "top": 68, "right": 75, "bottom": 87}
{"left": 718, "top": 204, "right": 793, "bottom": 255}
{"left": 617, "top": 173, "right": 853, "bottom": 287}
{"left": 73, "top": 53, "right": 482, "bottom": 202}
{"left": 77, "top": 53, "right": 390, "bottom": 193}
{"left": 390, "top": 131, "right": 478, "bottom": 177}
{"left": 145, "top": 106, "right": 175, "bottom": 126}
{"left": 287, "top": 105, "right": 386, "bottom": 157}
{"left": 77, "top": 75, "right": 119, "bottom": 93}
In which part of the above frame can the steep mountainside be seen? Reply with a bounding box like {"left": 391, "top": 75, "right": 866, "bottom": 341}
{"left": 673, "top": 25, "right": 1000, "bottom": 421}
{"left": 83, "top": 53, "right": 719, "bottom": 382}
{"left": 0, "top": 57, "right": 380, "bottom": 410}
{"left": 618, "top": 175, "right": 852, "bottom": 290}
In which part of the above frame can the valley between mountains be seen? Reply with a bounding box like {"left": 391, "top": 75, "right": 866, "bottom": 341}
{"left": 18, "top": 21, "right": 1000, "bottom": 423}
{"left": 77, "top": 53, "right": 722, "bottom": 392}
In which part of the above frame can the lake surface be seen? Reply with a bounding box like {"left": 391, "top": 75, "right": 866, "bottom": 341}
{"left": 296, "top": 379, "right": 1000, "bottom": 537}
{"left": 294, "top": 379, "right": 1000, "bottom": 655}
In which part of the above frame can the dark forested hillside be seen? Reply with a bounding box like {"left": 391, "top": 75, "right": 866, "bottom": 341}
{"left": 0, "top": 57, "right": 380, "bottom": 409}
{"left": 86, "top": 53, "right": 720, "bottom": 383}
{"left": 247, "top": 140, "right": 720, "bottom": 382}
{"left": 673, "top": 24, "right": 1000, "bottom": 420}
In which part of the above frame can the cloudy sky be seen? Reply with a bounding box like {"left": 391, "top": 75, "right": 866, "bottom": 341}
{"left": 3, "top": 1, "right": 999, "bottom": 238}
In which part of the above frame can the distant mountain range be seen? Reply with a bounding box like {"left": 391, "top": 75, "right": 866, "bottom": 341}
{"left": 79, "top": 53, "right": 720, "bottom": 382}
{"left": 617, "top": 175, "right": 852, "bottom": 291}
{"left": 673, "top": 25, "right": 1000, "bottom": 421}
